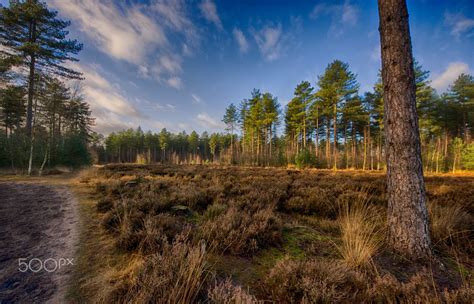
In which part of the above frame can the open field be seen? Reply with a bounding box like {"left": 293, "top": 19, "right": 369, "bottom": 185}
{"left": 71, "top": 164, "right": 474, "bottom": 303}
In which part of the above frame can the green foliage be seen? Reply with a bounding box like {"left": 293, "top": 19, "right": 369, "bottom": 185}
{"left": 295, "top": 148, "right": 316, "bottom": 169}
{"left": 60, "top": 134, "right": 91, "bottom": 168}
{"left": 0, "top": 0, "right": 83, "bottom": 79}
{"left": 462, "top": 143, "right": 474, "bottom": 170}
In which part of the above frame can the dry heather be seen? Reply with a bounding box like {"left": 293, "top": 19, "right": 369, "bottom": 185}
{"left": 78, "top": 164, "right": 474, "bottom": 303}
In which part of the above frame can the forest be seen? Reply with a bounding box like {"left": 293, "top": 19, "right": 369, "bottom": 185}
{"left": 101, "top": 63, "right": 474, "bottom": 172}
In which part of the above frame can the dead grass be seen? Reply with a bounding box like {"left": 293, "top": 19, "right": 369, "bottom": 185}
{"left": 73, "top": 164, "right": 474, "bottom": 303}
{"left": 429, "top": 203, "right": 473, "bottom": 248}
{"left": 336, "top": 193, "right": 384, "bottom": 268}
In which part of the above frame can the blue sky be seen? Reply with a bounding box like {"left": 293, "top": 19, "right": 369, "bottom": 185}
{"left": 3, "top": 0, "right": 473, "bottom": 134}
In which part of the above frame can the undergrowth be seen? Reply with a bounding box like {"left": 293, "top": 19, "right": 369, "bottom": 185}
{"left": 78, "top": 164, "right": 474, "bottom": 303}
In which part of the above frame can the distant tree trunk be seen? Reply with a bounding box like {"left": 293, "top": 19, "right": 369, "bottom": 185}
{"left": 326, "top": 122, "right": 331, "bottom": 168}
{"left": 231, "top": 125, "right": 234, "bottom": 164}
{"left": 333, "top": 104, "right": 337, "bottom": 170}
{"left": 378, "top": 0, "right": 431, "bottom": 259}
{"left": 344, "top": 124, "right": 348, "bottom": 169}
{"left": 363, "top": 126, "right": 367, "bottom": 170}
{"left": 39, "top": 141, "right": 50, "bottom": 176}
{"left": 351, "top": 125, "right": 356, "bottom": 169}
{"left": 315, "top": 108, "right": 319, "bottom": 159}
{"left": 452, "top": 152, "right": 457, "bottom": 173}
{"left": 435, "top": 137, "right": 440, "bottom": 173}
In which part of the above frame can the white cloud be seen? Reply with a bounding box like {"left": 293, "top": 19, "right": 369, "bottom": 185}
{"left": 233, "top": 28, "right": 249, "bottom": 53}
{"left": 191, "top": 94, "right": 202, "bottom": 104}
{"left": 445, "top": 13, "right": 474, "bottom": 38}
{"left": 166, "top": 103, "right": 176, "bottom": 111}
{"left": 73, "top": 64, "right": 142, "bottom": 118}
{"left": 49, "top": 0, "right": 198, "bottom": 89}
{"left": 166, "top": 76, "right": 183, "bottom": 89}
{"left": 196, "top": 112, "right": 224, "bottom": 130}
{"left": 253, "top": 24, "right": 284, "bottom": 61}
{"left": 49, "top": 0, "right": 167, "bottom": 65}
{"left": 432, "top": 62, "right": 470, "bottom": 92}
{"left": 151, "top": 0, "right": 198, "bottom": 42}
{"left": 199, "top": 0, "right": 223, "bottom": 30}
{"left": 93, "top": 111, "right": 135, "bottom": 135}
{"left": 310, "top": 0, "right": 358, "bottom": 36}
{"left": 341, "top": 1, "right": 357, "bottom": 26}
{"left": 67, "top": 63, "right": 145, "bottom": 134}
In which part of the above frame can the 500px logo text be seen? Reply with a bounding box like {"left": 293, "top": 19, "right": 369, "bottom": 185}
{"left": 18, "top": 258, "right": 74, "bottom": 273}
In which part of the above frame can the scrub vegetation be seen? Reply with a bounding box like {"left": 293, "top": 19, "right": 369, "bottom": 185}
{"left": 76, "top": 164, "right": 474, "bottom": 303}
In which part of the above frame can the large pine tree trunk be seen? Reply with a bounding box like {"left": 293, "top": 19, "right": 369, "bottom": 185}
{"left": 378, "top": 0, "right": 431, "bottom": 259}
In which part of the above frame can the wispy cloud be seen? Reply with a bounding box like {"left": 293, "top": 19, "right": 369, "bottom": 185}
{"left": 445, "top": 13, "right": 474, "bottom": 38}
{"left": 49, "top": 0, "right": 198, "bottom": 89}
{"left": 191, "top": 94, "right": 202, "bottom": 104}
{"left": 253, "top": 24, "right": 285, "bottom": 61}
{"left": 310, "top": 0, "right": 358, "bottom": 36}
{"left": 166, "top": 76, "right": 183, "bottom": 89}
{"left": 199, "top": 0, "right": 223, "bottom": 30}
{"left": 196, "top": 112, "right": 224, "bottom": 130}
{"left": 432, "top": 62, "right": 470, "bottom": 92}
{"left": 69, "top": 63, "right": 143, "bottom": 134}
{"left": 233, "top": 28, "right": 249, "bottom": 53}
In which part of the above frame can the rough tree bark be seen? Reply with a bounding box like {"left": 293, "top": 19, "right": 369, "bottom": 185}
{"left": 378, "top": 0, "right": 431, "bottom": 259}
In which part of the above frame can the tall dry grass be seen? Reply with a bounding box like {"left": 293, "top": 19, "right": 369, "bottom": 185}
{"left": 105, "top": 233, "right": 210, "bottom": 303}
{"left": 336, "top": 193, "right": 384, "bottom": 268}
{"left": 429, "top": 203, "right": 472, "bottom": 246}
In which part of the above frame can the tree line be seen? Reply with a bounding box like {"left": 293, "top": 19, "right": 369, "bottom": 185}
{"left": 1, "top": 0, "right": 94, "bottom": 174}
{"left": 97, "top": 60, "right": 473, "bottom": 172}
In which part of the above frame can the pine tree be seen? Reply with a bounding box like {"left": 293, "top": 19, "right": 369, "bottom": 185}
{"left": 317, "top": 60, "right": 359, "bottom": 170}
{"left": 1, "top": 0, "right": 83, "bottom": 137}
{"left": 378, "top": 0, "right": 431, "bottom": 259}
{"left": 222, "top": 103, "right": 238, "bottom": 163}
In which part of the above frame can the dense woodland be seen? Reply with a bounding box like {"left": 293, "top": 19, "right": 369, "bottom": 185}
{"left": 103, "top": 61, "right": 474, "bottom": 172}
{"left": 0, "top": 1, "right": 94, "bottom": 173}
{"left": 1, "top": 1, "right": 473, "bottom": 173}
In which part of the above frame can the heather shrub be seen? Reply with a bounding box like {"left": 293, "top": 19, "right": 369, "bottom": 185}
{"left": 201, "top": 202, "right": 282, "bottom": 255}
{"left": 265, "top": 257, "right": 365, "bottom": 303}
{"left": 204, "top": 203, "right": 228, "bottom": 221}
{"left": 367, "top": 272, "right": 435, "bottom": 303}
{"left": 208, "top": 279, "right": 258, "bottom": 304}
{"left": 136, "top": 214, "right": 188, "bottom": 254}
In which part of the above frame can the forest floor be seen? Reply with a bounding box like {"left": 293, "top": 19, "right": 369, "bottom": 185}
{"left": 0, "top": 174, "right": 79, "bottom": 304}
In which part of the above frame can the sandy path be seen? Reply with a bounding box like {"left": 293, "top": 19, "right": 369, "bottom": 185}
{"left": 0, "top": 182, "right": 78, "bottom": 304}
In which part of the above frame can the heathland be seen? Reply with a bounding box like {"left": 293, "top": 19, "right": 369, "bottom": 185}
{"left": 71, "top": 164, "right": 474, "bottom": 303}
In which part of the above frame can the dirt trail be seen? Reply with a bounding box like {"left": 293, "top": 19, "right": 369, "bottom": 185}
{"left": 0, "top": 182, "right": 78, "bottom": 304}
